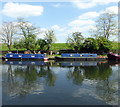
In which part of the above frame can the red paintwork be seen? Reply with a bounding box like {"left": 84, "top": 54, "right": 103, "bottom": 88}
{"left": 107, "top": 53, "right": 120, "bottom": 61}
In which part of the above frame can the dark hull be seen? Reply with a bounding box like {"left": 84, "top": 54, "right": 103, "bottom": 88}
{"left": 55, "top": 57, "right": 106, "bottom": 61}
{"left": 107, "top": 53, "right": 120, "bottom": 61}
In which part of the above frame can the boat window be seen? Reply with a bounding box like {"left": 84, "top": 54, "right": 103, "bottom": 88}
{"left": 31, "top": 55, "right": 35, "bottom": 57}
{"left": 80, "top": 55, "right": 83, "bottom": 56}
{"left": 10, "top": 55, "right": 13, "bottom": 57}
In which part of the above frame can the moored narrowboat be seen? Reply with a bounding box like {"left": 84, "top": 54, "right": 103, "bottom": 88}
{"left": 5, "top": 53, "right": 48, "bottom": 61}
{"left": 55, "top": 53, "right": 106, "bottom": 61}
{"left": 107, "top": 53, "right": 120, "bottom": 61}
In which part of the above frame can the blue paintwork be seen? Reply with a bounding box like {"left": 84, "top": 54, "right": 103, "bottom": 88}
{"left": 61, "top": 53, "right": 97, "bottom": 57}
{"left": 5, "top": 53, "right": 45, "bottom": 59}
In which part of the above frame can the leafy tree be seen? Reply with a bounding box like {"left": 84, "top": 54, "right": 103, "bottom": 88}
{"left": 97, "top": 36, "right": 112, "bottom": 53}
{"left": 91, "top": 12, "right": 117, "bottom": 39}
{"left": 36, "top": 39, "right": 48, "bottom": 50}
{"left": 17, "top": 18, "right": 39, "bottom": 50}
{"left": 13, "top": 40, "right": 24, "bottom": 53}
{"left": 81, "top": 38, "right": 99, "bottom": 52}
{"left": 66, "top": 32, "right": 84, "bottom": 51}
{"left": 44, "top": 30, "right": 56, "bottom": 50}
{"left": 0, "top": 22, "right": 17, "bottom": 51}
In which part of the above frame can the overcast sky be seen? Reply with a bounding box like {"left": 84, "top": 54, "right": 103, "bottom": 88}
{"left": 0, "top": 0, "right": 119, "bottom": 43}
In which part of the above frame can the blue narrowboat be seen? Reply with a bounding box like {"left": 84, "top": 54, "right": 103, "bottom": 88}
{"left": 61, "top": 53, "right": 97, "bottom": 57}
{"left": 55, "top": 53, "right": 106, "bottom": 61}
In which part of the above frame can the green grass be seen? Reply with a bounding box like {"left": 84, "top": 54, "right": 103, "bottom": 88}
{"left": 1, "top": 42, "right": 120, "bottom": 51}
{"left": 50, "top": 43, "right": 70, "bottom": 50}
{"left": 111, "top": 42, "right": 120, "bottom": 50}
{"left": 0, "top": 43, "right": 70, "bottom": 51}
{"left": 0, "top": 43, "right": 69, "bottom": 51}
{"left": 0, "top": 43, "right": 25, "bottom": 51}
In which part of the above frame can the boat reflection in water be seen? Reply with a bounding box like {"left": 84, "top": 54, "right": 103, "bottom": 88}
{"left": 2, "top": 60, "right": 119, "bottom": 105}
{"left": 5, "top": 61, "right": 47, "bottom": 66}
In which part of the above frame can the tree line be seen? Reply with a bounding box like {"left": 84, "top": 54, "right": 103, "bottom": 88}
{"left": 0, "top": 11, "right": 117, "bottom": 54}
{"left": 67, "top": 11, "right": 117, "bottom": 54}
{"left": 1, "top": 18, "right": 56, "bottom": 52}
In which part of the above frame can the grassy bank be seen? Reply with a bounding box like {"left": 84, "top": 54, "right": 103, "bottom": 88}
{"left": 0, "top": 43, "right": 70, "bottom": 51}
{"left": 1, "top": 42, "right": 120, "bottom": 52}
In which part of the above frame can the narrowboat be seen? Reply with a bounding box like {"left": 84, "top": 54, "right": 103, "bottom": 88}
{"left": 55, "top": 53, "right": 106, "bottom": 61}
{"left": 4, "top": 53, "right": 48, "bottom": 61}
{"left": 107, "top": 53, "right": 120, "bottom": 61}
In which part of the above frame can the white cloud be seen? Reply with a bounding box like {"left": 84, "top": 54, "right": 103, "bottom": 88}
{"left": 104, "top": 6, "right": 118, "bottom": 14}
{"left": 68, "top": 19, "right": 95, "bottom": 27}
{"left": 51, "top": 25, "right": 66, "bottom": 31}
{"left": 72, "top": 0, "right": 119, "bottom": 9}
{"left": 2, "top": 2, "right": 44, "bottom": 18}
{"left": 78, "top": 12, "right": 100, "bottom": 20}
{"left": 72, "top": 0, "right": 96, "bottom": 9}
{"left": 51, "top": 3, "right": 62, "bottom": 8}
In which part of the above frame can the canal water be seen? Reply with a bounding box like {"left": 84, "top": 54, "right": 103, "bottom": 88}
{"left": 1, "top": 60, "right": 119, "bottom": 106}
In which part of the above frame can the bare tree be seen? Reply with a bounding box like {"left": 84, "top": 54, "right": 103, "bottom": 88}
{"left": 90, "top": 12, "right": 117, "bottom": 40}
{"left": 0, "top": 22, "right": 17, "bottom": 51}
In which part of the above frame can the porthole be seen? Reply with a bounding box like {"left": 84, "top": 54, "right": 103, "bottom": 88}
{"left": 10, "top": 55, "right": 13, "bottom": 57}
{"left": 31, "top": 55, "right": 35, "bottom": 57}
{"left": 80, "top": 54, "right": 83, "bottom": 56}
{"left": 19, "top": 55, "right": 22, "bottom": 57}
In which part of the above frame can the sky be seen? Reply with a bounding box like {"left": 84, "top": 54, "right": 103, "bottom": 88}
{"left": 0, "top": 0, "right": 119, "bottom": 43}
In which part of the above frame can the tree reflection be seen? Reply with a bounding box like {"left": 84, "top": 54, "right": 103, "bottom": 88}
{"left": 66, "top": 62, "right": 112, "bottom": 85}
{"left": 37, "top": 66, "right": 57, "bottom": 86}
{"left": 95, "top": 62, "right": 118, "bottom": 104}
{"left": 95, "top": 79, "right": 118, "bottom": 104}
{"left": 81, "top": 62, "right": 112, "bottom": 80}
{"left": 3, "top": 61, "right": 118, "bottom": 105}
{"left": 65, "top": 61, "right": 118, "bottom": 105}
{"left": 3, "top": 64, "right": 57, "bottom": 97}
{"left": 67, "top": 66, "right": 84, "bottom": 85}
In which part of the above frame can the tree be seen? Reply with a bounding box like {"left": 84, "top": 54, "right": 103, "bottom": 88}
{"left": 36, "top": 39, "right": 48, "bottom": 50}
{"left": 92, "top": 12, "right": 117, "bottom": 39}
{"left": 97, "top": 36, "right": 112, "bottom": 54}
{"left": 81, "top": 38, "right": 99, "bottom": 52}
{"left": 0, "top": 22, "right": 17, "bottom": 51}
{"left": 66, "top": 32, "right": 84, "bottom": 51}
{"left": 44, "top": 30, "right": 56, "bottom": 50}
{"left": 13, "top": 40, "right": 24, "bottom": 53}
{"left": 17, "top": 18, "right": 39, "bottom": 50}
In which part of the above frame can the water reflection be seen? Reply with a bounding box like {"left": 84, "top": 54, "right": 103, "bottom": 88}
{"left": 2, "top": 60, "right": 119, "bottom": 105}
